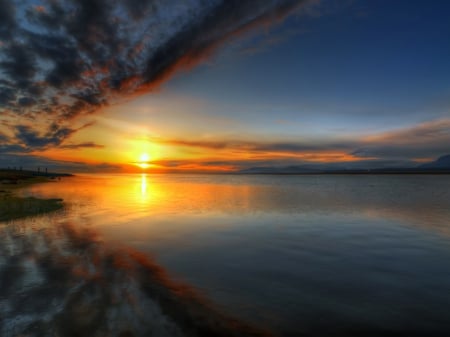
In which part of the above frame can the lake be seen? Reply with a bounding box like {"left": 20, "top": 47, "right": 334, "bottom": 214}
{"left": 9, "top": 174, "right": 450, "bottom": 336}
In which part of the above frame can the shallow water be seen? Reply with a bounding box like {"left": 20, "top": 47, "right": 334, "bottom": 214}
{"left": 10, "top": 174, "right": 450, "bottom": 335}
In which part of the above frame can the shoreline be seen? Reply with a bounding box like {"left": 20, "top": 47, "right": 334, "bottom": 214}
{"left": 0, "top": 169, "right": 66, "bottom": 221}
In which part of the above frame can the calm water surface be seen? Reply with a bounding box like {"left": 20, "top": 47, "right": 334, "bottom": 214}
{"left": 16, "top": 174, "right": 450, "bottom": 335}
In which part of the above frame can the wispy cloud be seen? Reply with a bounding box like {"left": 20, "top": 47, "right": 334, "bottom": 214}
{"left": 152, "top": 118, "right": 450, "bottom": 168}
{"left": 353, "top": 118, "right": 450, "bottom": 160}
{"left": 153, "top": 137, "right": 355, "bottom": 153}
{"left": 3, "top": 117, "right": 449, "bottom": 171}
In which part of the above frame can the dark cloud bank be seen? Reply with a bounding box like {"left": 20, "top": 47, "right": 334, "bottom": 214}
{"left": 0, "top": 0, "right": 308, "bottom": 158}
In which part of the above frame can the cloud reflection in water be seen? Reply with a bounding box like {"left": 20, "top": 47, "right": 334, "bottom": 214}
{"left": 0, "top": 220, "right": 271, "bottom": 337}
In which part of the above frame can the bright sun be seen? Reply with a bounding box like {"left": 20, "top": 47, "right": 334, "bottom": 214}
{"left": 138, "top": 153, "right": 150, "bottom": 169}
{"left": 140, "top": 153, "right": 150, "bottom": 162}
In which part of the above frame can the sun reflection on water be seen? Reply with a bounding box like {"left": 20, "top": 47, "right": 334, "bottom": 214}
{"left": 140, "top": 173, "right": 148, "bottom": 202}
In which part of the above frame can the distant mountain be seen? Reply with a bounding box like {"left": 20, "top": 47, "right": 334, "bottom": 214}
{"left": 238, "top": 155, "right": 450, "bottom": 174}
{"left": 239, "top": 165, "right": 323, "bottom": 174}
{"left": 420, "top": 154, "right": 450, "bottom": 169}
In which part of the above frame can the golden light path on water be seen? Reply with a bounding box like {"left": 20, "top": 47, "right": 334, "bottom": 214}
{"left": 141, "top": 173, "right": 147, "bottom": 199}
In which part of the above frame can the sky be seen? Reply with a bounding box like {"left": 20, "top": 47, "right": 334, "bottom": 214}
{"left": 1, "top": 0, "right": 450, "bottom": 172}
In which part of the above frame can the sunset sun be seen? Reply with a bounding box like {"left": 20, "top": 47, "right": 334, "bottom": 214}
{"left": 137, "top": 153, "right": 150, "bottom": 169}
{"left": 140, "top": 153, "right": 150, "bottom": 162}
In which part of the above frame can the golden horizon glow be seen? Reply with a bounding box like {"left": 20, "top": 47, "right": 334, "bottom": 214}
{"left": 20, "top": 103, "right": 389, "bottom": 173}
{"left": 138, "top": 163, "right": 150, "bottom": 169}
{"left": 21, "top": 104, "right": 406, "bottom": 173}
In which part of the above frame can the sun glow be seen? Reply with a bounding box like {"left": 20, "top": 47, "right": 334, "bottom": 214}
{"left": 137, "top": 153, "right": 151, "bottom": 169}
{"left": 140, "top": 153, "right": 150, "bottom": 162}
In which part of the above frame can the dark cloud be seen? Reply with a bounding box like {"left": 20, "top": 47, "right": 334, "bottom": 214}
{"left": 71, "top": 90, "right": 106, "bottom": 106}
{"left": 10, "top": 122, "right": 96, "bottom": 152}
{"left": 140, "top": 1, "right": 305, "bottom": 89}
{"left": 17, "top": 97, "right": 36, "bottom": 107}
{"left": 0, "top": 144, "right": 29, "bottom": 154}
{"left": 0, "top": 44, "right": 37, "bottom": 84}
{"left": 60, "top": 142, "right": 104, "bottom": 149}
{"left": 122, "top": 0, "right": 156, "bottom": 20}
{"left": 0, "top": 131, "right": 30, "bottom": 154}
{"left": 0, "top": 0, "right": 16, "bottom": 39}
{"left": 0, "top": 0, "right": 307, "bottom": 153}
{"left": 15, "top": 125, "right": 75, "bottom": 148}
{"left": 0, "top": 86, "right": 16, "bottom": 105}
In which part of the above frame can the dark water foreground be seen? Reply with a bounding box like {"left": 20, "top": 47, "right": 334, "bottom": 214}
{"left": 6, "top": 174, "right": 450, "bottom": 336}
{"left": 0, "top": 220, "right": 270, "bottom": 337}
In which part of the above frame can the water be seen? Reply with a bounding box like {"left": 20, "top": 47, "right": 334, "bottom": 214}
{"left": 10, "top": 174, "right": 450, "bottom": 335}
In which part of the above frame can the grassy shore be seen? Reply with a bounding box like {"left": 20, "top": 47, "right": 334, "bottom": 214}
{"left": 0, "top": 169, "right": 66, "bottom": 221}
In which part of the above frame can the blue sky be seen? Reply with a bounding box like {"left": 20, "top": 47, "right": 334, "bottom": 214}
{"left": 161, "top": 0, "right": 450, "bottom": 132}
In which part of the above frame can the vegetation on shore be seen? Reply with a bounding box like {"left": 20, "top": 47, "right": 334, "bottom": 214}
{"left": 0, "top": 169, "right": 66, "bottom": 221}
{"left": 0, "top": 193, "right": 63, "bottom": 221}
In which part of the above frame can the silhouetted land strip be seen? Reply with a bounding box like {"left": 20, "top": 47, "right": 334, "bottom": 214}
{"left": 0, "top": 169, "right": 69, "bottom": 221}
{"left": 238, "top": 167, "right": 450, "bottom": 175}
{"left": 0, "top": 168, "right": 72, "bottom": 182}
{"left": 239, "top": 154, "right": 450, "bottom": 175}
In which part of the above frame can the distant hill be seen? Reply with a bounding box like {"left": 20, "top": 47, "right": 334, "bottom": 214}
{"left": 238, "top": 155, "right": 450, "bottom": 174}
{"left": 420, "top": 154, "right": 450, "bottom": 169}
{"left": 239, "top": 166, "right": 323, "bottom": 174}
